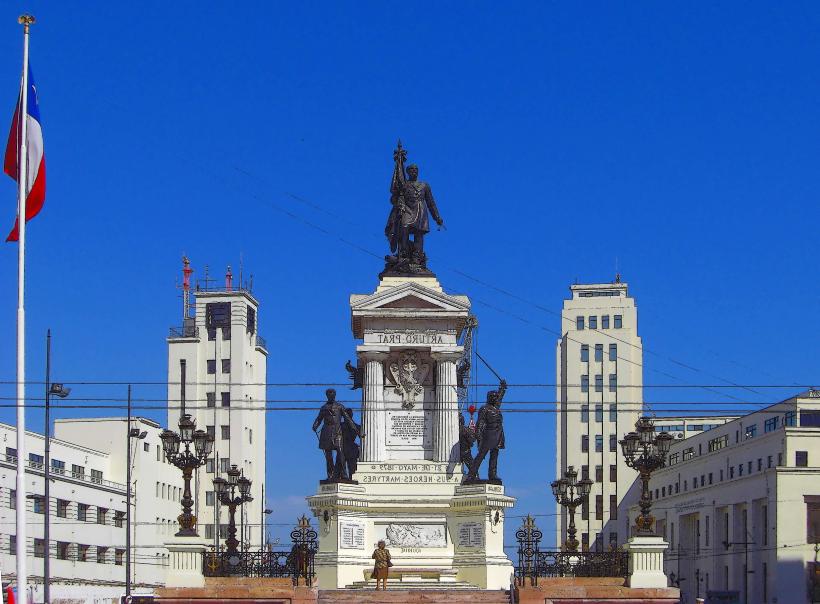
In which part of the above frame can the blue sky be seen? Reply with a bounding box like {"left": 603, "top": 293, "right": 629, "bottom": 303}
{"left": 0, "top": 2, "right": 819, "bottom": 545}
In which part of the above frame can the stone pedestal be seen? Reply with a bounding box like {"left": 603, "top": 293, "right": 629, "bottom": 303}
{"left": 164, "top": 536, "right": 208, "bottom": 588}
{"left": 308, "top": 276, "right": 516, "bottom": 589}
{"left": 623, "top": 535, "right": 669, "bottom": 589}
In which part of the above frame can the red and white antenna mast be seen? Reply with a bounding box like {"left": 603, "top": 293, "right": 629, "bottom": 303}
{"left": 182, "top": 256, "right": 194, "bottom": 319}
{"left": 225, "top": 265, "right": 233, "bottom": 291}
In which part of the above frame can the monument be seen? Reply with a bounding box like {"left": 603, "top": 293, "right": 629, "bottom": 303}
{"left": 307, "top": 142, "right": 516, "bottom": 590}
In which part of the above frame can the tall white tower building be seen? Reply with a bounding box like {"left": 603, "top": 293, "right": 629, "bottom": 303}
{"left": 555, "top": 280, "right": 643, "bottom": 550}
{"left": 167, "top": 261, "right": 267, "bottom": 550}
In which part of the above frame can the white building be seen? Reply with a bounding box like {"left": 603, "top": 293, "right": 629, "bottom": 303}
{"left": 555, "top": 280, "right": 644, "bottom": 549}
{"left": 631, "top": 391, "right": 820, "bottom": 604}
{"left": 0, "top": 416, "right": 181, "bottom": 602}
{"left": 166, "top": 266, "right": 267, "bottom": 551}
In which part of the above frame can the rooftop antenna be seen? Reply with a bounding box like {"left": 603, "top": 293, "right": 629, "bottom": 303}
{"left": 200, "top": 265, "right": 217, "bottom": 291}
{"left": 249, "top": 273, "right": 254, "bottom": 292}
{"left": 181, "top": 256, "right": 194, "bottom": 319}
{"left": 225, "top": 265, "right": 233, "bottom": 291}
{"left": 239, "top": 252, "right": 244, "bottom": 290}
{"left": 614, "top": 257, "right": 621, "bottom": 283}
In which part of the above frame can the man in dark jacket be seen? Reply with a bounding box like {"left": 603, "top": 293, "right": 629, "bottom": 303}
{"left": 312, "top": 389, "right": 358, "bottom": 480}
{"left": 466, "top": 379, "right": 507, "bottom": 483}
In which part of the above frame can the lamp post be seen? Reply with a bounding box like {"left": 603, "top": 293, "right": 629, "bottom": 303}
{"left": 43, "top": 329, "right": 70, "bottom": 604}
{"left": 261, "top": 483, "right": 272, "bottom": 550}
{"left": 213, "top": 465, "right": 253, "bottom": 567}
{"left": 160, "top": 414, "right": 214, "bottom": 536}
{"left": 125, "top": 385, "right": 146, "bottom": 598}
{"left": 619, "top": 417, "right": 673, "bottom": 535}
{"left": 550, "top": 466, "right": 592, "bottom": 551}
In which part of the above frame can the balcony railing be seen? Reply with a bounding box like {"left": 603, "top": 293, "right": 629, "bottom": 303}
{"left": 256, "top": 335, "right": 267, "bottom": 350}
{"left": 1, "top": 454, "right": 125, "bottom": 491}
{"left": 169, "top": 325, "right": 200, "bottom": 339}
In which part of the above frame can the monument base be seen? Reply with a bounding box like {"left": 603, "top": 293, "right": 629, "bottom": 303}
{"left": 307, "top": 462, "right": 515, "bottom": 590}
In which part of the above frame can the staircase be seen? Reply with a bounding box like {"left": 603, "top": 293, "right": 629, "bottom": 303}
{"left": 318, "top": 589, "right": 511, "bottom": 604}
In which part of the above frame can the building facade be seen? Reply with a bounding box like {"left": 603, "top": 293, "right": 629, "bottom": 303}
{"left": 166, "top": 273, "right": 267, "bottom": 551}
{"left": 555, "top": 281, "right": 644, "bottom": 550}
{"left": 631, "top": 392, "right": 820, "bottom": 604}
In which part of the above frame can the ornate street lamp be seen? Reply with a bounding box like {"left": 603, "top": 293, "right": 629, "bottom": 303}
{"left": 214, "top": 464, "right": 253, "bottom": 566}
{"left": 619, "top": 417, "right": 673, "bottom": 535}
{"left": 161, "top": 414, "right": 214, "bottom": 536}
{"left": 550, "top": 466, "right": 593, "bottom": 551}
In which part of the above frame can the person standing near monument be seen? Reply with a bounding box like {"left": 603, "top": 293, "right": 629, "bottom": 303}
{"left": 312, "top": 389, "right": 359, "bottom": 481}
{"left": 466, "top": 379, "right": 507, "bottom": 483}
{"left": 371, "top": 540, "right": 392, "bottom": 590}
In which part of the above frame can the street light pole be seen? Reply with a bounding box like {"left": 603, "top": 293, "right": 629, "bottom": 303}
{"left": 550, "top": 466, "right": 592, "bottom": 551}
{"left": 125, "top": 385, "right": 146, "bottom": 598}
{"left": 213, "top": 465, "right": 253, "bottom": 573}
{"left": 261, "top": 483, "right": 272, "bottom": 550}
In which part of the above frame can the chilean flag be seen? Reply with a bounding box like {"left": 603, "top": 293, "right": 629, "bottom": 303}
{"left": 4, "top": 64, "right": 45, "bottom": 242}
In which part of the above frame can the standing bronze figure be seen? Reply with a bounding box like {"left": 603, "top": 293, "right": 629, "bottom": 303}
{"left": 458, "top": 407, "right": 476, "bottom": 473}
{"left": 312, "top": 389, "right": 360, "bottom": 482}
{"left": 383, "top": 140, "right": 444, "bottom": 276}
{"left": 466, "top": 379, "right": 507, "bottom": 484}
{"left": 341, "top": 411, "right": 361, "bottom": 479}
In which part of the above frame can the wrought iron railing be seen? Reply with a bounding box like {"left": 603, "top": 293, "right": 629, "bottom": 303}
{"left": 515, "top": 515, "right": 628, "bottom": 585}
{"left": 169, "top": 325, "right": 200, "bottom": 338}
{"left": 203, "top": 515, "right": 317, "bottom": 585}
{"left": 256, "top": 334, "right": 267, "bottom": 350}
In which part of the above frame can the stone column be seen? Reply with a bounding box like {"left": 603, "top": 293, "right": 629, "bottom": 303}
{"left": 359, "top": 352, "right": 386, "bottom": 463}
{"left": 624, "top": 534, "right": 669, "bottom": 588}
{"left": 432, "top": 352, "right": 460, "bottom": 463}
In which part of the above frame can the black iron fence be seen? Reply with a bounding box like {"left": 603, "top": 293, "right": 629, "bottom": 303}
{"left": 515, "top": 515, "right": 628, "bottom": 586}
{"left": 203, "top": 516, "right": 317, "bottom": 585}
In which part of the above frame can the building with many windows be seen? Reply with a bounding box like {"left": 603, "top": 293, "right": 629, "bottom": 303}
{"left": 632, "top": 391, "right": 820, "bottom": 604}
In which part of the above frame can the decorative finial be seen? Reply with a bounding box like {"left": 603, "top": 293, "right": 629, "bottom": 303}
{"left": 18, "top": 15, "right": 35, "bottom": 27}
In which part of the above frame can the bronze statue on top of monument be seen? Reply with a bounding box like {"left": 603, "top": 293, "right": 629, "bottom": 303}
{"left": 382, "top": 140, "right": 445, "bottom": 278}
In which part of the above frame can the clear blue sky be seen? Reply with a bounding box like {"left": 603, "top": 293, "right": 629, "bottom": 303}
{"left": 1, "top": 2, "right": 819, "bottom": 545}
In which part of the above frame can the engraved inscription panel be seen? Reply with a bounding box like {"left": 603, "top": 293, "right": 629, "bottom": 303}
{"left": 386, "top": 409, "right": 432, "bottom": 448}
{"left": 340, "top": 521, "right": 365, "bottom": 550}
{"left": 458, "top": 522, "right": 484, "bottom": 547}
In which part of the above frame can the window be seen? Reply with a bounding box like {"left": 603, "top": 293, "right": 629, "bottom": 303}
{"left": 206, "top": 458, "right": 215, "bottom": 473}
{"left": 608, "top": 343, "right": 616, "bottom": 361}
{"left": 705, "top": 515, "right": 710, "bottom": 547}
{"left": 767, "top": 455, "right": 773, "bottom": 468}
{"left": 247, "top": 305, "right": 256, "bottom": 334}
{"left": 576, "top": 316, "right": 584, "bottom": 330}
{"left": 249, "top": 429, "right": 253, "bottom": 444}
{"left": 614, "top": 315, "right": 623, "bottom": 328}
{"left": 739, "top": 464, "right": 743, "bottom": 476}
{"left": 206, "top": 302, "right": 231, "bottom": 328}
{"left": 580, "top": 345, "right": 589, "bottom": 362}
{"left": 745, "top": 424, "right": 757, "bottom": 439}
{"left": 206, "top": 425, "right": 215, "bottom": 439}
{"left": 594, "top": 344, "right": 603, "bottom": 361}
{"left": 78, "top": 503, "right": 89, "bottom": 521}
{"left": 57, "top": 499, "right": 69, "bottom": 518}
{"left": 708, "top": 435, "right": 728, "bottom": 452}
{"left": 762, "top": 562, "right": 768, "bottom": 603}
{"left": 581, "top": 404, "right": 589, "bottom": 423}
{"left": 797, "top": 451, "right": 808, "bottom": 467}
{"left": 609, "top": 374, "right": 617, "bottom": 393}
{"left": 114, "top": 511, "right": 125, "bottom": 528}
{"left": 610, "top": 495, "right": 617, "bottom": 519}
{"left": 207, "top": 392, "right": 216, "bottom": 408}
{"left": 205, "top": 524, "right": 214, "bottom": 539}
{"left": 580, "top": 375, "right": 589, "bottom": 393}
{"left": 222, "top": 326, "right": 231, "bottom": 341}
{"left": 589, "top": 316, "right": 598, "bottom": 330}
{"left": 595, "top": 404, "right": 603, "bottom": 422}
{"left": 594, "top": 374, "right": 603, "bottom": 392}
{"left": 696, "top": 519, "right": 701, "bottom": 554}
{"left": 595, "top": 495, "right": 603, "bottom": 520}
{"left": 602, "top": 315, "right": 610, "bottom": 329}
{"left": 206, "top": 491, "right": 215, "bottom": 506}
{"left": 156, "top": 445, "right": 161, "bottom": 461}
{"left": 115, "top": 549, "right": 125, "bottom": 566}
{"left": 5, "top": 447, "right": 16, "bottom": 461}
{"left": 222, "top": 359, "right": 231, "bottom": 374}
{"left": 581, "top": 465, "right": 589, "bottom": 480}
{"left": 97, "top": 546, "right": 108, "bottom": 564}
{"left": 57, "top": 541, "right": 70, "bottom": 560}
{"left": 609, "top": 404, "right": 617, "bottom": 422}
{"left": 683, "top": 447, "right": 694, "bottom": 461}
{"left": 581, "top": 435, "right": 589, "bottom": 452}
{"left": 221, "top": 425, "right": 230, "bottom": 440}
{"left": 762, "top": 504, "right": 768, "bottom": 546}
{"left": 709, "top": 472, "right": 713, "bottom": 484}
{"left": 220, "top": 458, "right": 231, "bottom": 473}
{"left": 8, "top": 535, "right": 15, "bottom": 555}
{"left": 595, "top": 465, "right": 603, "bottom": 482}
{"left": 609, "top": 434, "right": 617, "bottom": 452}
{"left": 207, "top": 360, "right": 216, "bottom": 374}
{"left": 764, "top": 417, "right": 779, "bottom": 433}
{"left": 91, "top": 469, "right": 103, "bottom": 484}
{"left": 208, "top": 327, "right": 216, "bottom": 341}
{"left": 33, "top": 495, "right": 44, "bottom": 514}
{"left": 610, "top": 464, "right": 617, "bottom": 482}
{"left": 595, "top": 435, "right": 603, "bottom": 452}
{"left": 221, "top": 392, "right": 231, "bottom": 407}
{"left": 143, "top": 442, "right": 149, "bottom": 452}
{"left": 748, "top": 461, "right": 752, "bottom": 474}
{"left": 72, "top": 464, "right": 84, "bottom": 478}
{"left": 785, "top": 411, "right": 797, "bottom": 427}
{"left": 581, "top": 532, "right": 589, "bottom": 551}
{"left": 29, "top": 453, "right": 44, "bottom": 469}
{"left": 97, "top": 507, "right": 107, "bottom": 525}
{"left": 800, "top": 411, "right": 820, "bottom": 427}
{"left": 34, "top": 538, "right": 45, "bottom": 558}
{"left": 730, "top": 467, "right": 734, "bottom": 479}
{"left": 668, "top": 452, "right": 679, "bottom": 466}
{"left": 77, "top": 544, "right": 89, "bottom": 562}
{"left": 51, "top": 459, "right": 65, "bottom": 474}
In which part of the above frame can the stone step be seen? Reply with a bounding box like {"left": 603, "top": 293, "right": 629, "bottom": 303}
{"left": 318, "top": 589, "right": 511, "bottom": 604}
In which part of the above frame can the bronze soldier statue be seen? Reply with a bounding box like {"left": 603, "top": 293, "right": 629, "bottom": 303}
{"left": 341, "top": 411, "right": 361, "bottom": 479}
{"left": 383, "top": 141, "right": 444, "bottom": 275}
{"left": 466, "top": 379, "right": 507, "bottom": 483}
{"left": 458, "top": 409, "right": 476, "bottom": 473}
{"left": 312, "top": 389, "right": 359, "bottom": 481}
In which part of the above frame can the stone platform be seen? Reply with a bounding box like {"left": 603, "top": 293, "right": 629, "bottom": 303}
{"left": 318, "top": 590, "right": 511, "bottom": 604}
{"left": 515, "top": 577, "right": 680, "bottom": 603}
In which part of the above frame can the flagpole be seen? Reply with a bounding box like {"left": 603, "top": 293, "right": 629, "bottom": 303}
{"left": 15, "top": 13, "right": 34, "bottom": 599}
